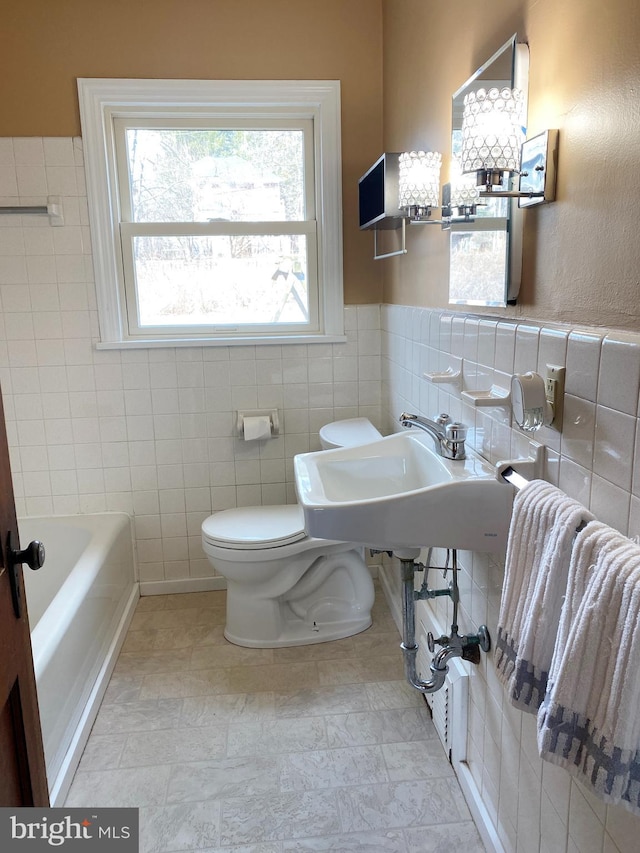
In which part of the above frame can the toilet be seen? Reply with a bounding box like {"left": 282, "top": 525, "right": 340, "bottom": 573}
{"left": 201, "top": 418, "right": 382, "bottom": 648}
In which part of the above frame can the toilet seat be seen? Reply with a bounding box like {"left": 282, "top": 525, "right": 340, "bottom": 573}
{"left": 202, "top": 505, "right": 307, "bottom": 550}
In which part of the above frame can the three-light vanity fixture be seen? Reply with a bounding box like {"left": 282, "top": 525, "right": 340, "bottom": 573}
{"left": 360, "top": 70, "right": 559, "bottom": 258}
{"left": 397, "top": 88, "right": 559, "bottom": 229}
{"left": 406, "top": 82, "right": 558, "bottom": 212}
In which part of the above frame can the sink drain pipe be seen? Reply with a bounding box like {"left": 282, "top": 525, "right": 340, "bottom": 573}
{"left": 397, "top": 549, "right": 491, "bottom": 695}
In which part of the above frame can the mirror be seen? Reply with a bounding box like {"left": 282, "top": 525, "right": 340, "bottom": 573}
{"left": 448, "top": 35, "right": 529, "bottom": 307}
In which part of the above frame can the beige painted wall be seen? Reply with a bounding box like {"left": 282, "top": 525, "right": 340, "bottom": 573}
{"left": 6, "top": 1, "right": 638, "bottom": 324}
{"left": 1, "top": 0, "right": 384, "bottom": 304}
{"left": 382, "top": 0, "right": 640, "bottom": 330}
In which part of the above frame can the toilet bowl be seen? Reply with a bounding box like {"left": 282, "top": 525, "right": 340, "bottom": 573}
{"left": 201, "top": 418, "right": 382, "bottom": 648}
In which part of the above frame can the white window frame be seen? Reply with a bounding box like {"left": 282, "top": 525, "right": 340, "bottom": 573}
{"left": 115, "top": 116, "right": 319, "bottom": 339}
{"left": 77, "top": 79, "right": 344, "bottom": 348}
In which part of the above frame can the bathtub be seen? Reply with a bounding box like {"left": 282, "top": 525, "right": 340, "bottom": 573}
{"left": 19, "top": 513, "right": 138, "bottom": 805}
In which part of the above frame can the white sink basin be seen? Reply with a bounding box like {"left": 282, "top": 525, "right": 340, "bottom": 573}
{"left": 294, "top": 431, "right": 512, "bottom": 553}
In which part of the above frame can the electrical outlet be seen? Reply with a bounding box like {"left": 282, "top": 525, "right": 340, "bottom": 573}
{"left": 545, "top": 364, "right": 566, "bottom": 431}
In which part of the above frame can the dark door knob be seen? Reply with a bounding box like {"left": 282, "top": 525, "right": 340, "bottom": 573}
{"left": 10, "top": 539, "right": 45, "bottom": 571}
{"left": 5, "top": 531, "right": 46, "bottom": 619}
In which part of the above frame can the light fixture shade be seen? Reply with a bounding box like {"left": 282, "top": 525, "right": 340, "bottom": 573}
{"left": 449, "top": 159, "right": 480, "bottom": 207}
{"left": 398, "top": 151, "right": 442, "bottom": 209}
{"left": 460, "top": 87, "right": 525, "bottom": 174}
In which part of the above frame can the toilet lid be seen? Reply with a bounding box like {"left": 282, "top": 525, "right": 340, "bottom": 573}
{"left": 202, "top": 505, "right": 308, "bottom": 550}
{"left": 319, "top": 417, "right": 382, "bottom": 449}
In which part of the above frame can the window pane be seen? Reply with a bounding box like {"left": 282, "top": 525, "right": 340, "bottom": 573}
{"left": 131, "top": 234, "right": 309, "bottom": 327}
{"left": 125, "top": 129, "right": 305, "bottom": 223}
{"left": 449, "top": 230, "right": 508, "bottom": 306}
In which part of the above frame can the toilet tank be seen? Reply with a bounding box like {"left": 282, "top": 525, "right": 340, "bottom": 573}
{"left": 318, "top": 417, "right": 382, "bottom": 450}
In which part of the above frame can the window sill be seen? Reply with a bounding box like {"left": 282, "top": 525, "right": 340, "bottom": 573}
{"left": 95, "top": 333, "right": 348, "bottom": 350}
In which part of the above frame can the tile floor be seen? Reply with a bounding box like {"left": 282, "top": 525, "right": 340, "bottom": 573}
{"left": 65, "top": 583, "right": 485, "bottom": 853}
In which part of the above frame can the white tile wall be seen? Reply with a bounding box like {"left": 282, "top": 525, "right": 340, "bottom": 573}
{"left": 380, "top": 304, "right": 640, "bottom": 853}
{"left": 0, "top": 137, "right": 382, "bottom": 585}
{"left": 3, "top": 137, "right": 640, "bottom": 852}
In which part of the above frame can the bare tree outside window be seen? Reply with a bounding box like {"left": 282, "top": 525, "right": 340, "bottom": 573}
{"left": 124, "top": 129, "right": 309, "bottom": 327}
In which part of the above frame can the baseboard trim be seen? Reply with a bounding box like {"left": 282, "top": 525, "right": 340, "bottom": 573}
{"left": 140, "top": 576, "right": 227, "bottom": 596}
{"left": 454, "top": 744, "right": 506, "bottom": 853}
{"left": 141, "top": 564, "right": 377, "bottom": 598}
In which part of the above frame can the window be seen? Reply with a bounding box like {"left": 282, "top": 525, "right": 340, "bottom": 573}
{"left": 78, "top": 80, "right": 344, "bottom": 347}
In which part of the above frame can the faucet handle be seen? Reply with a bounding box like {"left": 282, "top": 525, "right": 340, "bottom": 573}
{"left": 445, "top": 422, "right": 467, "bottom": 442}
{"left": 442, "top": 421, "right": 467, "bottom": 460}
{"left": 427, "top": 632, "right": 450, "bottom": 653}
{"left": 434, "top": 413, "right": 452, "bottom": 428}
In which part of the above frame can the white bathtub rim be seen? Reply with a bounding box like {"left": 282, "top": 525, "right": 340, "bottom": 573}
{"left": 20, "top": 512, "right": 138, "bottom": 591}
{"left": 21, "top": 513, "right": 132, "bottom": 678}
{"left": 29, "top": 542, "right": 111, "bottom": 677}
{"left": 19, "top": 511, "right": 136, "bottom": 802}
{"left": 19, "top": 511, "right": 133, "bottom": 549}
{"left": 49, "top": 581, "right": 140, "bottom": 807}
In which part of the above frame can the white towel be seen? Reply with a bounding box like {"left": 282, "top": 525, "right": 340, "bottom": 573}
{"left": 494, "top": 479, "right": 593, "bottom": 712}
{"left": 537, "top": 522, "right": 640, "bottom": 815}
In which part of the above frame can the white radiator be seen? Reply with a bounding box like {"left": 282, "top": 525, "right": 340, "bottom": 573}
{"left": 416, "top": 601, "right": 470, "bottom": 767}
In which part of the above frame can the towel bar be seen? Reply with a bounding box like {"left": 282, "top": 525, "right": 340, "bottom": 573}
{"left": 0, "top": 196, "right": 64, "bottom": 226}
{"left": 500, "top": 465, "right": 529, "bottom": 490}
{"left": 500, "top": 466, "right": 589, "bottom": 533}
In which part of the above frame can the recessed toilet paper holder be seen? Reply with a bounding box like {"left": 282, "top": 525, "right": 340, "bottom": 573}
{"left": 236, "top": 409, "right": 280, "bottom": 439}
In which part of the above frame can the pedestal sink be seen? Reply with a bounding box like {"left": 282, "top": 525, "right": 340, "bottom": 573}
{"left": 294, "top": 430, "right": 512, "bottom": 553}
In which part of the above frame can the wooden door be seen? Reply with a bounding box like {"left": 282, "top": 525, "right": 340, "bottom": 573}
{"left": 0, "top": 387, "right": 48, "bottom": 806}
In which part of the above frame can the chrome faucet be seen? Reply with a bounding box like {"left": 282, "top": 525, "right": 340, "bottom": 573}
{"left": 398, "top": 411, "right": 467, "bottom": 460}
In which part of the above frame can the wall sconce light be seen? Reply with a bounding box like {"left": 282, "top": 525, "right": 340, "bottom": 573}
{"left": 442, "top": 160, "right": 482, "bottom": 225}
{"left": 398, "top": 151, "right": 443, "bottom": 221}
{"left": 358, "top": 150, "right": 444, "bottom": 260}
{"left": 460, "top": 87, "right": 558, "bottom": 206}
{"left": 449, "top": 177, "right": 481, "bottom": 217}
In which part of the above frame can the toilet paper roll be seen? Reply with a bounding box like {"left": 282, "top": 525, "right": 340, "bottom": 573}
{"left": 242, "top": 415, "right": 272, "bottom": 441}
